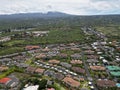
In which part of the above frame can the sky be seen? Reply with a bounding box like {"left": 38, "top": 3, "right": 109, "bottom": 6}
{"left": 0, "top": 0, "right": 120, "bottom": 15}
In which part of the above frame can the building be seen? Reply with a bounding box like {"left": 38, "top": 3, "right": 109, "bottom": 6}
{"left": 35, "top": 68, "right": 45, "bottom": 75}
{"left": 60, "top": 62, "right": 72, "bottom": 69}
{"left": 90, "top": 66, "right": 106, "bottom": 71}
{"left": 32, "top": 31, "right": 49, "bottom": 37}
{"left": 70, "top": 60, "right": 82, "bottom": 64}
{"left": 25, "top": 45, "right": 40, "bottom": 50}
{"left": 0, "top": 36, "right": 11, "bottom": 42}
{"left": 48, "top": 60, "right": 60, "bottom": 64}
{"left": 0, "top": 66, "right": 9, "bottom": 72}
{"left": 62, "top": 77, "right": 80, "bottom": 88}
{"left": 26, "top": 66, "right": 36, "bottom": 74}
{"left": 96, "top": 79, "right": 116, "bottom": 88}
{"left": 71, "top": 67, "right": 85, "bottom": 74}
{"left": 0, "top": 77, "right": 19, "bottom": 88}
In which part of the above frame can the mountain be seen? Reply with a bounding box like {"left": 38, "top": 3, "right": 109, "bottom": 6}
{"left": 0, "top": 12, "right": 71, "bottom": 20}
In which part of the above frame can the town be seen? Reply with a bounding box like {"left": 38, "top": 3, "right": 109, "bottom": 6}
{"left": 0, "top": 25, "right": 119, "bottom": 90}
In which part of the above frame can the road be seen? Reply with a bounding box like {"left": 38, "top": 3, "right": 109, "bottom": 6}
{"left": 81, "top": 51, "right": 98, "bottom": 90}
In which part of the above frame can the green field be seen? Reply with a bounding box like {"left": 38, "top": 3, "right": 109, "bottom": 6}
{"left": 95, "top": 26, "right": 120, "bottom": 41}
{"left": 0, "top": 47, "right": 24, "bottom": 56}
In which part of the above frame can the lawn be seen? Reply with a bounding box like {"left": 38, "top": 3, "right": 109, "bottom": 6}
{"left": 3, "top": 40, "right": 25, "bottom": 47}
{"left": 54, "top": 83, "right": 66, "bottom": 90}
{"left": 95, "top": 26, "right": 120, "bottom": 41}
{"left": 0, "top": 47, "right": 24, "bottom": 56}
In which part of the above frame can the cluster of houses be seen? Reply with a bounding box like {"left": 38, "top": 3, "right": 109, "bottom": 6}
{"left": 11, "top": 31, "right": 49, "bottom": 39}
{"left": 0, "top": 75, "right": 19, "bottom": 89}
{"left": 0, "top": 35, "right": 120, "bottom": 90}
{"left": 0, "top": 36, "right": 11, "bottom": 42}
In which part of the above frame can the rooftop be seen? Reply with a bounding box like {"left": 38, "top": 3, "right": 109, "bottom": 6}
{"left": 62, "top": 77, "right": 80, "bottom": 87}
{"left": 97, "top": 79, "right": 116, "bottom": 87}
{"left": 107, "top": 66, "right": 120, "bottom": 71}
{"left": 48, "top": 60, "right": 60, "bottom": 64}
{"left": 70, "top": 60, "right": 82, "bottom": 64}
{"left": 0, "top": 77, "right": 11, "bottom": 84}
{"left": 90, "top": 66, "right": 106, "bottom": 71}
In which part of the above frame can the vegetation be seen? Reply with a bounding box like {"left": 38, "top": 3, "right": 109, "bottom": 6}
{"left": 0, "top": 47, "right": 24, "bottom": 56}
{"left": 0, "top": 67, "right": 24, "bottom": 79}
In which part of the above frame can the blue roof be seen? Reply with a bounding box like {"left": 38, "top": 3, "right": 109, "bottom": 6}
{"left": 116, "top": 83, "right": 120, "bottom": 88}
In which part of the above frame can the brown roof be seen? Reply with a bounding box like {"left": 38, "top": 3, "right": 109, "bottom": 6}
{"left": 25, "top": 45, "right": 40, "bottom": 50}
{"left": 58, "top": 53, "right": 68, "bottom": 58}
{"left": 72, "top": 67, "right": 85, "bottom": 74}
{"left": 70, "top": 60, "right": 82, "bottom": 64}
{"left": 87, "top": 55, "right": 99, "bottom": 59}
{"left": 84, "top": 50, "right": 95, "bottom": 54}
{"left": 48, "top": 60, "right": 60, "bottom": 64}
{"left": 90, "top": 66, "right": 106, "bottom": 71}
{"left": 97, "top": 79, "right": 116, "bottom": 87}
{"left": 26, "top": 66, "right": 36, "bottom": 73}
{"left": 35, "top": 68, "right": 45, "bottom": 74}
{"left": 62, "top": 77, "right": 80, "bottom": 87}
{"left": 0, "top": 66, "right": 9, "bottom": 72}
{"left": 13, "top": 55, "right": 25, "bottom": 60}
{"left": 35, "top": 54, "right": 46, "bottom": 59}
{"left": 71, "top": 48, "right": 80, "bottom": 51}
{"left": 54, "top": 73, "right": 64, "bottom": 80}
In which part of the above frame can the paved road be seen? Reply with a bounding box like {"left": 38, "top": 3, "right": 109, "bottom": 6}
{"left": 81, "top": 51, "right": 98, "bottom": 90}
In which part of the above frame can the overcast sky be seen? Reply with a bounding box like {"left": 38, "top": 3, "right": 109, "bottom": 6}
{"left": 0, "top": 0, "right": 120, "bottom": 15}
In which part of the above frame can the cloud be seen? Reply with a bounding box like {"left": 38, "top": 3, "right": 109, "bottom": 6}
{"left": 0, "top": 0, "right": 120, "bottom": 15}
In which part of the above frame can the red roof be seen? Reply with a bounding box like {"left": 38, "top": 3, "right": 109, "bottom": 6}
{"left": 25, "top": 45, "right": 40, "bottom": 50}
{"left": 47, "top": 88, "right": 55, "bottom": 90}
{"left": 0, "top": 78, "right": 11, "bottom": 84}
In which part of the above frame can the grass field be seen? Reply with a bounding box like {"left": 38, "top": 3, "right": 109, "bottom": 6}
{"left": 95, "top": 26, "right": 120, "bottom": 41}
{"left": 0, "top": 47, "right": 24, "bottom": 56}
{"left": 54, "top": 83, "right": 66, "bottom": 90}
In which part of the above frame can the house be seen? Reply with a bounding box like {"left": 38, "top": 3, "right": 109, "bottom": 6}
{"left": 0, "top": 77, "right": 11, "bottom": 85}
{"left": 44, "top": 70, "right": 55, "bottom": 77}
{"left": 16, "top": 63, "right": 29, "bottom": 68}
{"left": 53, "top": 73, "right": 64, "bottom": 80}
{"left": 35, "top": 68, "right": 45, "bottom": 75}
{"left": 0, "top": 66, "right": 9, "bottom": 72}
{"left": 60, "top": 62, "right": 72, "bottom": 69}
{"left": 35, "top": 54, "right": 47, "bottom": 60}
{"left": 48, "top": 60, "right": 60, "bottom": 64}
{"left": 70, "top": 60, "right": 82, "bottom": 64}
{"left": 71, "top": 67, "right": 85, "bottom": 74}
{"left": 7, "top": 75, "right": 19, "bottom": 88}
{"left": 71, "top": 48, "right": 80, "bottom": 51}
{"left": 25, "top": 45, "right": 40, "bottom": 50}
{"left": 58, "top": 53, "right": 68, "bottom": 59}
{"left": 13, "top": 55, "right": 26, "bottom": 62}
{"left": 32, "top": 31, "right": 49, "bottom": 37}
{"left": 71, "top": 53, "right": 81, "bottom": 59}
{"left": 90, "top": 66, "right": 106, "bottom": 71}
{"left": 107, "top": 66, "right": 120, "bottom": 71}
{"left": 47, "top": 88, "right": 55, "bottom": 90}
{"left": 84, "top": 50, "right": 95, "bottom": 55}
{"left": 96, "top": 79, "right": 116, "bottom": 88}
{"left": 23, "top": 85, "right": 39, "bottom": 90}
{"left": 0, "top": 58, "right": 12, "bottom": 65}
{"left": 86, "top": 59, "right": 99, "bottom": 63}
{"left": 0, "top": 77, "right": 19, "bottom": 88}
{"left": 26, "top": 66, "right": 36, "bottom": 73}
{"left": 0, "top": 36, "right": 11, "bottom": 42}
{"left": 62, "top": 77, "right": 80, "bottom": 88}
{"left": 82, "top": 46, "right": 92, "bottom": 50}
{"left": 86, "top": 55, "right": 99, "bottom": 59}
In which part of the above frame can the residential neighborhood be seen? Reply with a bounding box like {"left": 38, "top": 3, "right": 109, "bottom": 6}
{"left": 0, "top": 27, "right": 120, "bottom": 90}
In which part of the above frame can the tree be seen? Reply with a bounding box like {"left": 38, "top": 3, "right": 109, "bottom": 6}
{"left": 38, "top": 79, "right": 47, "bottom": 90}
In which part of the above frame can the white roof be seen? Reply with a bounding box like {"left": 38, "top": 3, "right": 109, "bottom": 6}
{"left": 23, "top": 85, "right": 39, "bottom": 90}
